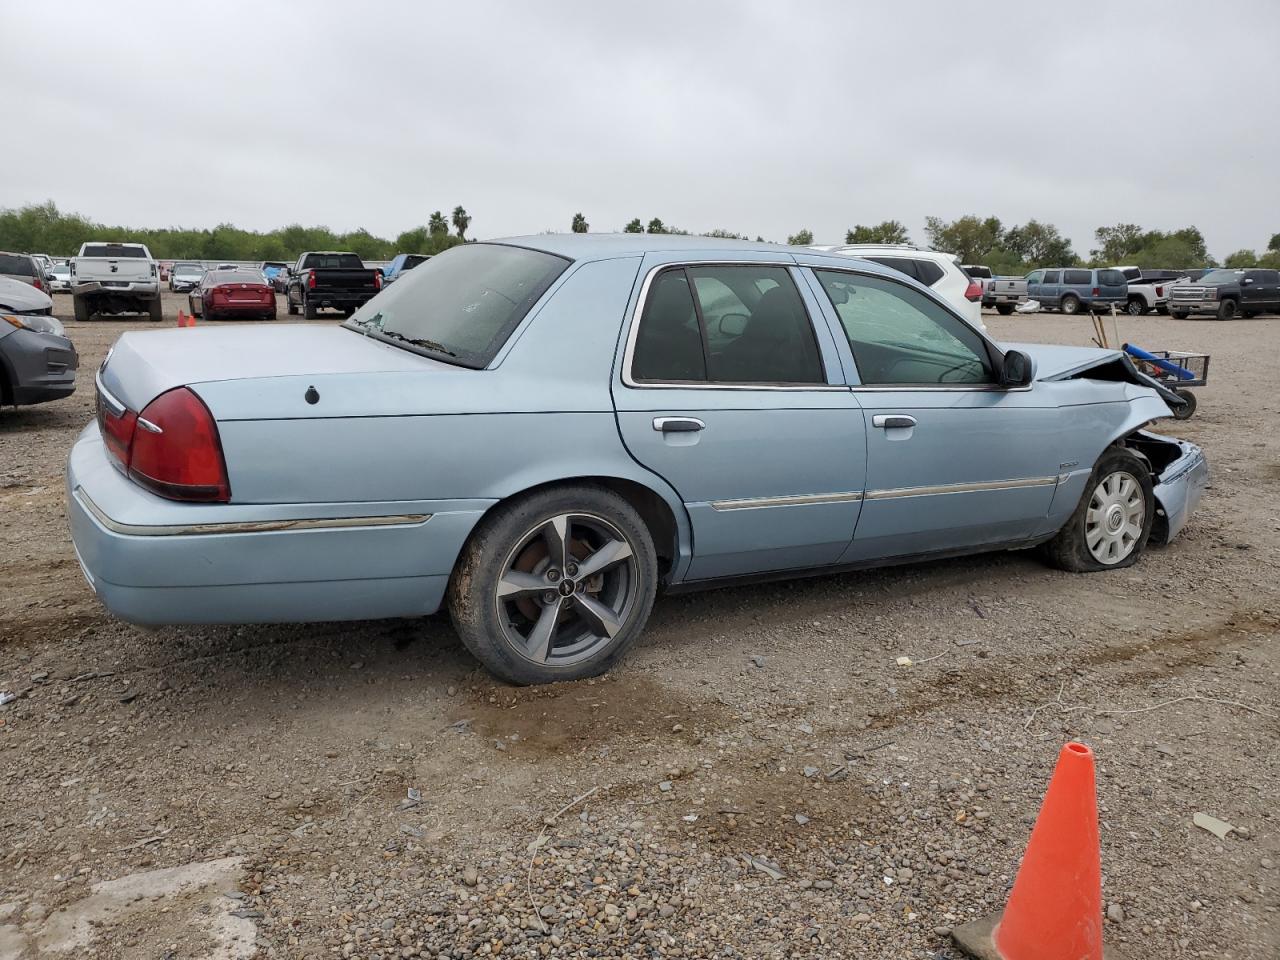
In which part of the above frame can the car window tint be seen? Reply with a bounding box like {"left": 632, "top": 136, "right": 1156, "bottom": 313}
{"left": 813, "top": 270, "right": 992, "bottom": 386}
{"left": 865, "top": 256, "right": 918, "bottom": 281}
{"left": 81, "top": 245, "right": 147, "bottom": 258}
{"left": 914, "top": 260, "right": 945, "bottom": 286}
{"left": 1043, "top": 270, "right": 1061, "bottom": 283}
{"left": 1025, "top": 271, "right": 1043, "bottom": 284}
{"left": 632, "top": 269, "right": 706, "bottom": 382}
{"left": 1097, "top": 269, "right": 1126, "bottom": 286}
{"left": 0, "top": 254, "right": 35, "bottom": 275}
{"left": 1064, "top": 269, "right": 1091, "bottom": 284}
{"left": 689, "top": 266, "right": 823, "bottom": 384}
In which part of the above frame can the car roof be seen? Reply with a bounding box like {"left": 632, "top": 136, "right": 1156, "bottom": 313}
{"left": 486, "top": 234, "right": 926, "bottom": 278}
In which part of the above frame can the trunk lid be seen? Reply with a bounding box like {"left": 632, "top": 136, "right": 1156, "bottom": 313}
{"left": 99, "top": 325, "right": 438, "bottom": 412}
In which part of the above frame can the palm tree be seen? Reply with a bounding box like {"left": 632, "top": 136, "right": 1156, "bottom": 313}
{"left": 571, "top": 213, "right": 589, "bottom": 234}
{"left": 428, "top": 211, "right": 448, "bottom": 236}
{"left": 452, "top": 206, "right": 471, "bottom": 241}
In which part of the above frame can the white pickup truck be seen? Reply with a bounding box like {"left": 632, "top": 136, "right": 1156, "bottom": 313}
{"left": 70, "top": 241, "right": 162, "bottom": 322}
{"left": 1112, "top": 266, "right": 1188, "bottom": 316}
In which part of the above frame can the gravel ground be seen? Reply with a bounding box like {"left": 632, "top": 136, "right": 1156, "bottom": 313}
{"left": 1, "top": 292, "right": 1277, "bottom": 959}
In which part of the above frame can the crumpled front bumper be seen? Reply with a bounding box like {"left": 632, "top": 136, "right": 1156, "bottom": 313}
{"left": 1151, "top": 437, "right": 1209, "bottom": 543}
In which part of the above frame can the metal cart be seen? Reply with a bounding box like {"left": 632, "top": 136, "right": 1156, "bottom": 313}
{"left": 1122, "top": 345, "right": 1209, "bottom": 421}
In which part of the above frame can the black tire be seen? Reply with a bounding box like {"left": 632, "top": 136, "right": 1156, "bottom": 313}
{"left": 995, "top": 304, "right": 1015, "bottom": 316}
{"left": 147, "top": 298, "right": 163, "bottom": 323}
{"left": 1041, "top": 447, "right": 1155, "bottom": 573}
{"left": 447, "top": 485, "right": 658, "bottom": 685}
{"left": 265, "top": 310, "right": 278, "bottom": 321}
{"left": 1171, "top": 388, "right": 1197, "bottom": 420}
{"left": 1156, "top": 305, "right": 1169, "bottom": 315}
{"left": 286, "top": 293, "right": 298, "bottom": 315}
{"left": 188, "top": 296, "right": 200, "bottom": 318}
{"left": 1216, "top": 298, "right": 1237, "bottom": 321}
{"left": 72, "top": 296, "right": 90, "bottom": 323}
{"left": 1060, "top": 294, "right": 1081, "bottom": 315}
{"left": 303, "top": 295, "right": 318, "bottom": 320}
{"left": 1126, "top": 299, "right": 1148, "bottom": 316}
{"left": 1242, "top": 310, "right": 1257, "bottom": 319}
{"left": 1171, "top": 310, "right": 1189, "bottom": 320}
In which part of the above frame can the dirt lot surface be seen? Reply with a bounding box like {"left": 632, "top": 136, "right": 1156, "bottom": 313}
{"left": 2, "top": 291, "right": 1277, "bottom": 959}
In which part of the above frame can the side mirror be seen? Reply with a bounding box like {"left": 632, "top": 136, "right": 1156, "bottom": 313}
{"left": 1243, "top": 278, "right": 1254, "bottom": 285}
{"left": 1001, "top": 349, "right": 1035, "bottom": 388}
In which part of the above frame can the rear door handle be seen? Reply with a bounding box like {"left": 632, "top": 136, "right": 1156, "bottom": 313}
{"left": 653, "top": 417, "right": 705, "bottom": 433}
{"left": 872, "top": 414, "right": 917, "bottom": 429}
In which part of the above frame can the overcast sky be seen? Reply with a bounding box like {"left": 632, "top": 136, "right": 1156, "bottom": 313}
{"left": 6, "top": 0, "right": 1278, "bottom": 258}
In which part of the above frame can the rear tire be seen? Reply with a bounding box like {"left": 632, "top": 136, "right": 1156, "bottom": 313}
{"left": 1060, "top": 294, "right": 1081, "bottom": 315}
{"left": 1171, "top": 310, "right": 1189, "bottom": 319}
{"left": 1042, "top": 447, "right": 1155, "bottom": 573}
{"left": 1126, "top": 299, "right": 1148, "bottom": 316}
{"left": 447, "top": 485, "right": 658, "bottom": 685}
{"left": 72, "top": 296, "right": 90, "bottom": 323}
{"left": 996, "top": 304, "right": 1014, "bottom": 316}
{"left": 1216, "top": 299, "right": 1237, "bottom": 320}
{"left": 303, "top": 295, "right": 318, "bottom": 320}
{"left": 1171, "top": 388, "right": 1197, "bottom": 420}
{"left": 147, "top": 298, "right": 163, "bottom": 323}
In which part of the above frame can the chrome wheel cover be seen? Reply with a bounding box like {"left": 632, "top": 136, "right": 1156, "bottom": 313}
{"left": 1085, "top": 470, "right": 1146, "bottom": 565}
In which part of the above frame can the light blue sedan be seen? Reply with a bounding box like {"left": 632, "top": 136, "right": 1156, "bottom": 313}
{"left": 67, "top": 235, "right": 1207, "bottom": 684}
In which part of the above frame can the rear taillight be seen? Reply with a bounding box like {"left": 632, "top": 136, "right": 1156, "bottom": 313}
{"left": 373, "top": 271, "right": 382, "bottom": 290}
{"left": 1155, "top": 285, "right": 1164, "bottom": 296}
{"left": 127, "top": 388, "right": 230, "bottom": 502}
{"left": 963, "top": 280, "right": 983, "bottom": 302}
{"left": 307, "top": 270, "right": 316, "bottom": 290}
{"left": 1092, "top": 287, "right": 1101, "bottom": 296}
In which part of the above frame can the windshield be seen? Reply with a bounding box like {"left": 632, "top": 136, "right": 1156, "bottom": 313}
{"left": 174, "top": 263, "right": 202, "bottom": 274}
{"left": 344, "top": 243, "right": 569, "bottom": 368}
{"left": 1199, "top": 270, "right": 1242, "bottom": 284}
{"left": 81, "top": 244, "right": 148, "bottom": 258}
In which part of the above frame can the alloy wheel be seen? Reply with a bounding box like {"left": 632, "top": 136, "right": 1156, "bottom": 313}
{"left": 494, "top": 512, "right": 640, "bottom": 666}
{"left": 1085, "top": 471, "right": 1146, "bottom": 565}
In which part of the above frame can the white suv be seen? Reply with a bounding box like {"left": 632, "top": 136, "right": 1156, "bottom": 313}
{"left": 810, "top": 244, "right": 986, "bottom": 332}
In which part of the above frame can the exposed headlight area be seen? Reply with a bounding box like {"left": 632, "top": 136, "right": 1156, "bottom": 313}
{"left": 3, "top": 312, "right": 66, "bottom": 337}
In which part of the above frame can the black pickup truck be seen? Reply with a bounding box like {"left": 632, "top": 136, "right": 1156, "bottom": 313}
{"left": 284, "top": 251, "right": 382, "bottom": 318}
{"left": 1168, "top": 267, "right": 1280, "bottom": 320}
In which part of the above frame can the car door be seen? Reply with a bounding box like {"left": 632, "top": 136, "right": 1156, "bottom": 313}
{"left": 612, "top": 257, "right": 867, "bottom": 581}
{"left": 1040, "top": 269, "right": 1062, "bottom": 307}
{"left": 1024, "top": 270, "right": 1044, "bottom": 304}
{"left": 804, "top": 267, "right": 1062, "bottom": 562}
{"left": 1244, "top": 270, "right": 1280, "bottom": 313}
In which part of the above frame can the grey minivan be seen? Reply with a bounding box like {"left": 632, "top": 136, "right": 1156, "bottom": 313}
{"left": 1026, "top": 268, "right": 1128, "bottom": 314}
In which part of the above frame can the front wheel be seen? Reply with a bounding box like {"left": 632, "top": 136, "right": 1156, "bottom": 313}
{"left": 448, "top": 485, "right": 658, "bottom": 685}
{"left": 1060, "top": 295, "right": 1081, "bottom": 315}
{"left": 1042, "top": 447, "right": 1155, "bottom": 573}
{"left": 996, "top": 304, "right": 1014, "bottom": 316}
{"left": 1171, "top": 310, "right": 1189, "bottom": 319}
{"left": 1216, "top": 299, "right": 1237, "bottom": 320}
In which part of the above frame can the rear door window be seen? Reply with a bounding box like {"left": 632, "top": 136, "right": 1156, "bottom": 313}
{"left": 1063, "top": 269, "right": 1091, "bottom": 285}
{"left": 631, "top": 265, "right": 825, "bottom": 385}
{"left": 914, "top": 260, "right": 945, "bottom": 286}
{"left": 865, "top": 257, "right": 919, "bottom": 281}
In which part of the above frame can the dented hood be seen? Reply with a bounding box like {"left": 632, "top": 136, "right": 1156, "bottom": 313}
{"left": 1001, "top": 341, "right": 1186, "bottom": 408}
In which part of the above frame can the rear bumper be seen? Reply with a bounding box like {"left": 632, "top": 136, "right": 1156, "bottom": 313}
{"left": 1, "top": 329, "right": 78, "bottom": 405}
{"left": 73, "top": 281, "right": 159, "bottom": 298}
{"left": 1152, "top": 438, "right": 1209, "bottom": 543}
{"left": 206, "top": 300, "right": 276, "bottom": 316}
{"left": 66, "top": 424, "right": 491, "bottom": 625}
{"left": 307, "top": 292, "right": 377, "bottom": 307}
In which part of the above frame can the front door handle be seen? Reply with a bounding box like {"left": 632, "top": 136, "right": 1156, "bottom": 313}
{"left": 653, "top": 417, "right": 705, "bottom": 433}
{"left": 872, "top": 414, "right": 917, "bottom": 429}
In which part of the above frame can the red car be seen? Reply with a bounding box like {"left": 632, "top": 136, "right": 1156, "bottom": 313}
{"left": 188, "top": 267, "right": 277, "bottom": 321}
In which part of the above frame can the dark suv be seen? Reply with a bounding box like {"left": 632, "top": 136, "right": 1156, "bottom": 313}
{"left": 1168, "top": 268, "right": 1280, "bottom": 320}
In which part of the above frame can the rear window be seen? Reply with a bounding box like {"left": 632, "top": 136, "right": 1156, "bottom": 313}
{"left": 0, "top": 254, "right": 35, "bottom": 276}
{"left": 402, "top": 255, "right": 429, "bottom": 269}
{"left": 1063, "top": 269, "right": 1091, "bottom": 284}
{"left": 1120, "top": 267, "right": 1141, "bottom": 281}
{"left": 211, "top": 269, "right": 264, "bottom": 284}
{"left": 962, "top": 265, "right": 992, "bottom": 279}
{"left": 303, "top": 253, "right": 364, "bottom": 269}
{"left": 1097, "top": 269, "right": 1127, "bottom": 286}
{"left": 81, "top": 244, "right": 148, "bottom": 258}
{"left": 344, "top": 243, "right": 569, "bottom": 369}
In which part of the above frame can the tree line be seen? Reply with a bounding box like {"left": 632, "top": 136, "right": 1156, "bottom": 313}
{"left": 0, "top": 202, "right": 474, "bottom": 262}
{"left": 7, "top": 201, "right": 1277, "bottom": 272}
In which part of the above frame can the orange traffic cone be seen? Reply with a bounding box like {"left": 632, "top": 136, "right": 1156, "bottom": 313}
{"left": 177, "top": 310, "right": 194, "bottom": 328}
{"left": 952, "top": 742, "right": 1115, "bottom": 960}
